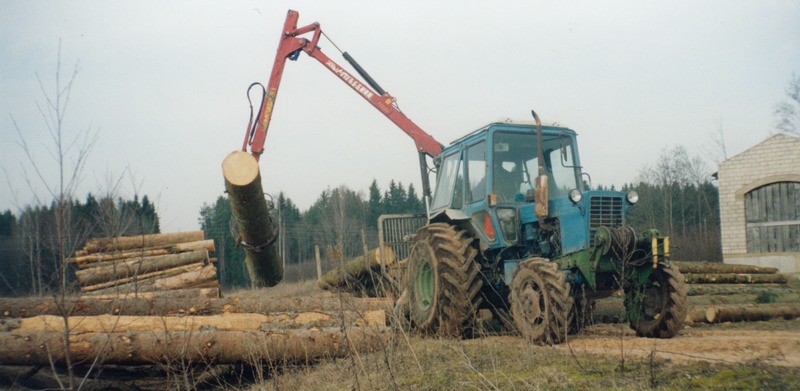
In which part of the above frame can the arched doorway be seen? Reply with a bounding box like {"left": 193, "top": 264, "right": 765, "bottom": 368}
{"left": 745, "top": 181, "right": 800, "bottom": 253}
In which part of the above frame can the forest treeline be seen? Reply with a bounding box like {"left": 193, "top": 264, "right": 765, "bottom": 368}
{"left": 625, "top": 146, "right": 721, "bottom": 262}
{"left": 0, "top": 148, "right": 719, "bottom": 295}
{"left": 0, "top": 195, "right": 160, "bottom": 296}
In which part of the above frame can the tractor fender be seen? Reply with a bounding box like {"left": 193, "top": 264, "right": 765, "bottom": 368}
{"left": 429, "top": 208, "right": 470, "bottom": 224}
{"left": 429, "top": 209, "right": 490, "bottom": 251}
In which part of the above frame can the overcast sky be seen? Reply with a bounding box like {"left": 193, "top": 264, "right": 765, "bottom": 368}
{"left": 1, "top": 1, "right": 798, "bottom": 232}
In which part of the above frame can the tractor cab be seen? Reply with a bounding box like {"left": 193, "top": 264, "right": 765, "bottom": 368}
{"left": 429, "top": 122, "right": 595, "bottom": 255}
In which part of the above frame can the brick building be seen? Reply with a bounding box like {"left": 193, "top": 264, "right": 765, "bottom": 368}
{"left": 717, "top": 133, "right": 800, "bottom": 272}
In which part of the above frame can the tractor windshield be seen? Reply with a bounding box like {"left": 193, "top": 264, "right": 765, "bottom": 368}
{"left": 492, "top": 132, "right": 579, "bottom": 202}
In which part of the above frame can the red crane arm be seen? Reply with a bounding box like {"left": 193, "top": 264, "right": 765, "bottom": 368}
{"left": 244, "top": 10, "right": 443, "bottom": 160}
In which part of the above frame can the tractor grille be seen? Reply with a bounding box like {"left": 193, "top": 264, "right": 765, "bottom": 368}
{"left": 378, "top": 214, "right": 428, "bottom": 261}
{"left": 589, "top": 196, "right": 624, "bottom": 245}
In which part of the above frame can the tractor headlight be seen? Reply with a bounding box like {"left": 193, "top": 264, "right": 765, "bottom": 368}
{"left": 626, "top": 190, "right": 639, "bottom": 204}
{"left": 568, "top": 189, "right": 582, "bottom": 203}
{"left": 496, "top": 208, "right": 519, "bottom": 244}
{"left": 496, "top": 208, "right": 515, "bottom": 220}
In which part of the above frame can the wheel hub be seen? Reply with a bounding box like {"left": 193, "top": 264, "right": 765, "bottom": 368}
{"left": 413, "top": 257, "right": 434, "bottom": 312}
{"left": 642, "top": 281, "right": 665, "bottom": 319}
{"left": 520, "top": 282, "right": 546, "bottom": 328}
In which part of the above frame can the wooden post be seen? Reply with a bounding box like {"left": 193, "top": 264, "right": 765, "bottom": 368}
{"left": 315, "top": 244, "right": 322, "bottom": 282}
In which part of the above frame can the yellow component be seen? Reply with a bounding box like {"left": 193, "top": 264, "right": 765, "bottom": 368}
{"left": 260, "top": 88, "right": 278, "bottom": 129}
{"left": 664, "top": 237, "right": 670, "bottom": 259}
{"left": 385, "top": 98, "right": 392, "bottom": 105}
{"left": 652, "top": 237, "right": 658, "bottom": 269}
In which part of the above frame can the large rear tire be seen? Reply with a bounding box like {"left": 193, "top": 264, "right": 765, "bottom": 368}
{"left": 626, "top": 264, "right": 688, "bottom": 338}
{"left": 406, "top": 223, "right": 483, "bottom": 337}
{"left": 510, "top": 258, "right": 573, "bottom": 344}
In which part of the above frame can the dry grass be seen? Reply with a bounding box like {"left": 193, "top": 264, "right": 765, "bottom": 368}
{"left": 245, "top": 331, "right": 800, "bottom": 391}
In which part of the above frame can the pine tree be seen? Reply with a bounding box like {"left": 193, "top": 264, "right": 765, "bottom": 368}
{"left": 405, "top": 183, "right": 424, "bottom": 213}
{"left": 367, "top": 179, "right": 383, "bottom": 226}
{"left": 199, "top": 196, "right": 247, "bottom": 288}
{"left": 0, "top": 210, "right": 16, "bottom": 237}
{"left": 384, "top": 180, "right": 407, "bottom": 214}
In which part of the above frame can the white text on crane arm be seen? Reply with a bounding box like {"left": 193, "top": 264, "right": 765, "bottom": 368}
{"left": 325, "top": 60, "right": 375, "bottom": 100}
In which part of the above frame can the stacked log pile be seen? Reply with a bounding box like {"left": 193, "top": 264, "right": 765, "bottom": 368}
{"left": 674, "top": 261, "right": 788, "bottom": 285}
{"left": 0, "top": 295, "right": 392, "bottom": 366}
{"left": 69, "top": 231, "right": 221, "bottom": 298}
{"left": 674, "top": 261, "right": 790, "bottom": 296}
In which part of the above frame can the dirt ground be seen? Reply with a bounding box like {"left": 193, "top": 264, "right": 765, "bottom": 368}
{"left": 547, "top": 320, "right": 800, "bottom": 367}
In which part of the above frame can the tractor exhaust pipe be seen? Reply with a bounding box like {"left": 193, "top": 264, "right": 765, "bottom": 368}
{"left": 531, "top": 110, "right": 549, "bottom": 220}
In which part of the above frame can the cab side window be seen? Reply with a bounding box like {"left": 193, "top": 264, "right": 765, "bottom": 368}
{"left": 466, "top": 142, "right": 486, "bottom": 203}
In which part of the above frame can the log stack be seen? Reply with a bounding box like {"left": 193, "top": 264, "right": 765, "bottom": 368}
{"left": 674, "top": 261, "right": 800, "bottom": 324}
{"left": 69, "top": 231, "right": 221, "bottom": 298}
{"left": 0, "top": 294, "right": 391, "bottom": 367}
{"left": 673, "top": 261, "right": 790, "bottom": 295}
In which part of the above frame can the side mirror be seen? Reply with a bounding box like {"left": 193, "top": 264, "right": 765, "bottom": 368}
{"left": 534, "top": 174, "right": 549, "bottom": 219}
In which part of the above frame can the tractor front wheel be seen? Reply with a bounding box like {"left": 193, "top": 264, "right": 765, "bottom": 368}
{"left": 510, "top": 258, "right": 573, "bottom": 344}
{"left": 626, "top": 264, "right": 688, "bottom": 338}
{"left": 406, "top": 223, "right": 483, "bottom": 337}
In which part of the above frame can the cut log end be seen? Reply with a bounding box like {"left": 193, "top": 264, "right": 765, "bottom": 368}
{"left": 223, "top": 151, "right": 260, "bottom": 186}
{"left": 223, "top": 151, "right": 283, "bottom": 287}
{"left": 705, "top": 307, "right": 718, "bottom": 323}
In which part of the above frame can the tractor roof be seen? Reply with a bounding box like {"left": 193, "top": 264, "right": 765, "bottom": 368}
{"left": 447, "top": 121, "right": 576, "bottom": 147}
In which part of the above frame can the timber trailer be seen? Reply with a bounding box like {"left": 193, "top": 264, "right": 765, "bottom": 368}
{"left": 235, "top": 10, "right": 688, "bottom": 343}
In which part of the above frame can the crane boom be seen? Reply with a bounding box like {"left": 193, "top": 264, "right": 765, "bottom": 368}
{"left": 244, "top": 9, "right": 443, "bottom": 160}
{"left": 241, "top": 10, "right": 443, "bottom": 210}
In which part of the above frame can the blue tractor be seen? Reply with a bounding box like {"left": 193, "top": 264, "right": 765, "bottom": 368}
{"left": 402, "top": 112, "right": 688, "bottom": 343}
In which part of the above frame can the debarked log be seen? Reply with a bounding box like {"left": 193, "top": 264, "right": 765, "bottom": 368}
{"left": 223, "top": 151, "right": 283, "bottom": 287}
{"left": 74, "top": 250, "right": 209, "bottom": 286}
{"left": 84, "top": 266, "right": 219, "bottom": 296}
{"left": 703, "top": 304, "right": 800, "bottom": 323}
{"left": 81, "top": 263, "right": 206, "bottom": 293}
{"left": 83, "top": 287, "right": 221, "bottom": 300}
{"left": 685, "top": 306, "right": 710, "bottom": 324}
{"left": 0, "top": 295, "right": 392, "bottom": 318}
{"left": 70, "top": 249, "right": 171, "bottom": 266}
{"left": 6, "top": 310, "right": 386, "bottom": 333}
{"left": 673, "top": 261, "right": 779, "bottom": 275}
{"left": 683, "top": 273, "right": 788, "bottom": 284}
{"left": 0, "top": 326, "right": 390, "bottom": 366}
{"left": 81, "top": 231, "right": 205, "bottom": 254}
{"left": 688, "top": 283, "right": 797, "bottom": 296}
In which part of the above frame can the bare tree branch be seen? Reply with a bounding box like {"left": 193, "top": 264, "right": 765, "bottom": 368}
{"left": 775, "top": 73, "right": 800, "bottom": 135}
